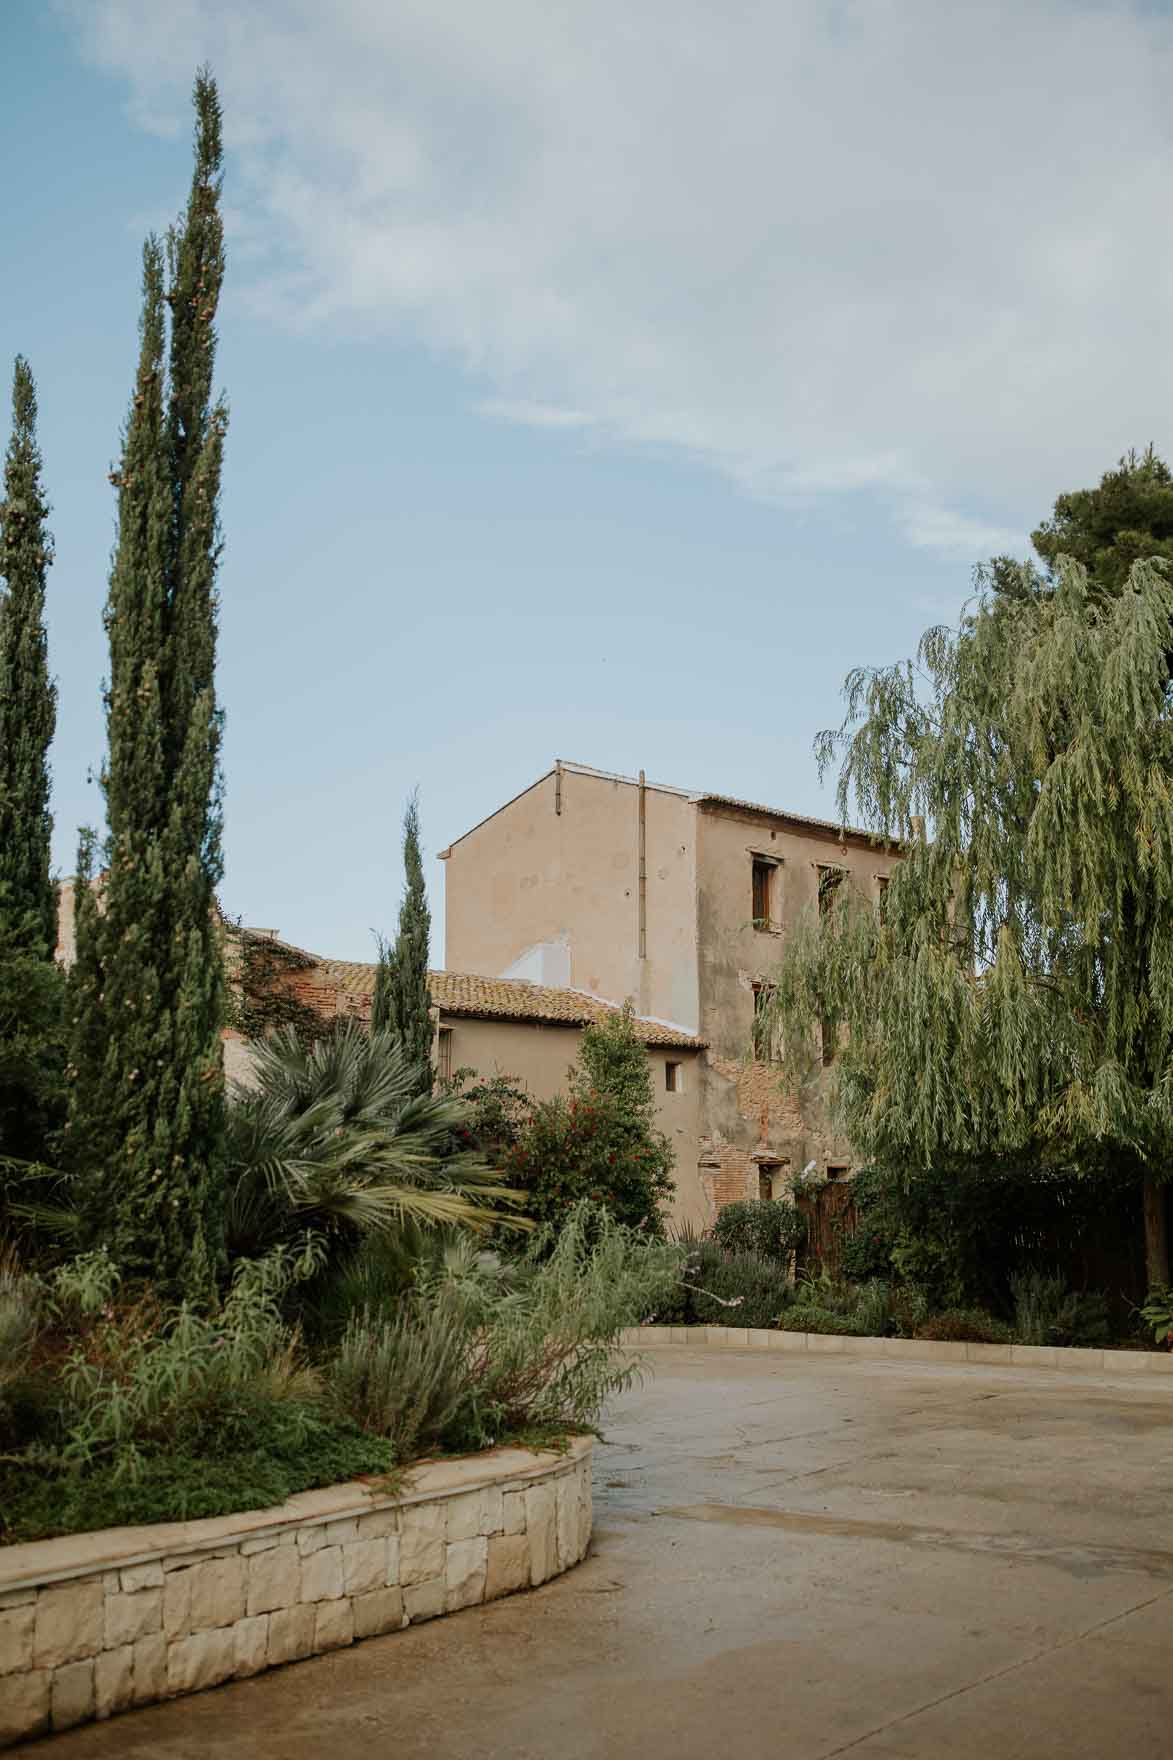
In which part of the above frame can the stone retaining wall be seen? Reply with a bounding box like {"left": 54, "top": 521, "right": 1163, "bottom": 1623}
{"left": 623, "top": 1325, "right": 1173, "bottom": 1373}
{"left": 0, "top": 1436, "right": 592, "bottom": 1748}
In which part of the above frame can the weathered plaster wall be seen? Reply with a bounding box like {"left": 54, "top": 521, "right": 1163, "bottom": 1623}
{"left": 443, "top": 769, "right": 699, "bottom": 1034}
{"left": 0, "top": 1441, "right": 592, "bottom": 1749}
{"left": 694, "top": 806, "right": 903, "bottom": 1208}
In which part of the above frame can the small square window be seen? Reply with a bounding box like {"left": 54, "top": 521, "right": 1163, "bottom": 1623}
{"left": 820, "top": 1018, "right": 836, "bottom": 1066}
{"left": 817, "top": 864, "right": 845, "bottom": 916}
{"left": 437, "top": 1026, "right": 453, "bottom": 1083}
{"left": 665, "top": 1060, "right": 682, "bottom": 1093}
{"left": 752, "top": 981, "right": 777, "bottom": 1061}
{"left": 826, "top": 1163, "right": 851, "bottom": 1182}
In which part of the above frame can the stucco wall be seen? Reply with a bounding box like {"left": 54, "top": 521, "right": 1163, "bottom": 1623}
{"left": 694, "top": 806, "right": 903, "bottom": 1208}
{"left": 0, "top": 1441, "right": 593, "bottom": 1749}
{"left": 443, "top": 768, "right": 699, "bottom": 1034}
{"left": 443, "top": 1016, "right": 707, "bottom": 1231}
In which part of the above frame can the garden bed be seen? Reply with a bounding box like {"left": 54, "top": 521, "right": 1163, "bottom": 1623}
{"left": 0, "top": 1435, "right": 592, "bottom": 1749}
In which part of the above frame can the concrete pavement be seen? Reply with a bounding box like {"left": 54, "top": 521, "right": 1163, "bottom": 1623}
{"left": 15, "top": 1349, "right": 1173, "bottom": 1759}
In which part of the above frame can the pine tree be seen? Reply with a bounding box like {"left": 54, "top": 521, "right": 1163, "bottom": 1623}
{"left": 0, "top": 357, "right": 65, "bottom": 1172}
{"left": 0, "top": 357, "right": 57, "bottom": 955}
{"left": 768, "top": 555, "right": 1173, "bottom": 1288}
{"left": 66, "top": 73, "right": 229, "bottom": 1299}
{"left": 371, "top": 792, "right": 433, "bottom": 1091}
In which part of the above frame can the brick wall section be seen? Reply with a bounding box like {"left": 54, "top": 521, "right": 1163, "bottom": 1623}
{"left": 699, "top": 1054, "right": 844, "bottom": 1215}
{"left": 0, "top": 1439, "right": 593, "bottom": 1748}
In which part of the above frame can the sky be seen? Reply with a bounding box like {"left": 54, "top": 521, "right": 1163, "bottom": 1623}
{"left": 3, "top": 0, "right": 1172, "bottom": 962}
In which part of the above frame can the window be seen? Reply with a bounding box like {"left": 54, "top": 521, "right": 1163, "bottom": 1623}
{"left": 665, "top": 1060, "right": 682, "bottom": 1093}
{"left": 751, "top": 859, "right": 775, "bottom": 929}
{"left": 817, "top": 863, "right": 845, "bottom": 917}
{"left": 757, "top": 1161, "right": 787, "bottom": 1202}
{"left": 820, "top": 1017, "right": 836, "bottom": 1066}
{"left": 876, "top": 874, "right": 890, "bottom": 921}
{"left": 437, "top": 1026, "right": 453, "bottom": 1084}
{"left": 826, "top": 1163, "right": 851, "bottom": 1181}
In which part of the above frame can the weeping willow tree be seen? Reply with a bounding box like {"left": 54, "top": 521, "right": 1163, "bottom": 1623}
{"left": 767, "top": 555, "right": 1173, "bottom": 1287}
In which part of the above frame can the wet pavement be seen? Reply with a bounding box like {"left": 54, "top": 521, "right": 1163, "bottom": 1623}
{"left": 17, "top": 1348, "right": 1173, "bottom": 1759}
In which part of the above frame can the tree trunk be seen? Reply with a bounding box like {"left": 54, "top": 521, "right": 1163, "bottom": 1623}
{"left": 1142, "top": 1173, "right": 1169, "bottom": 1289}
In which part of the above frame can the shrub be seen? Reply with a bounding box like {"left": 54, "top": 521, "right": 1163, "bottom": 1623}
{"left": 778, "top": 1305, "right": 869, "bottom": 1336}
{"left": 332, "top": 1283, "right": 473, "bottom": 1458}
{"left": 915, "top": 1308, "right": 1013, "bottom": 1344}
{"left": 682, "top": 1241, "right": 794, "bottom": 1329}
{"left": 501, "top": 1009, "right": 675, "bottom": 1235}
{"left": 712, "top": 1200, "right": 806, "bottom": 1264}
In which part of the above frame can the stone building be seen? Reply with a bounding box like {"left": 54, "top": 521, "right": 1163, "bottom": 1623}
{"left": 440, "top": 760, "right": 902, "bottom": 1218}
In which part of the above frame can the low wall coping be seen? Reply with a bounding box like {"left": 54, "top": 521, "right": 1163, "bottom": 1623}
{"left": 0, "top": 1435, "right": 592, "bottom": 1596}
{"left": 622, "top": 1326, "right": 1173, "bottom": 1376}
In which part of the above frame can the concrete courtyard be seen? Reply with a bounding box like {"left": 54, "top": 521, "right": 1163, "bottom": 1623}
{"left": 16, "top": 1348, "right": 1173, "bottom": 1759}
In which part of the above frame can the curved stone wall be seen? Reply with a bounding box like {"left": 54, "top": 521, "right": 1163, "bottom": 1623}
{"left": 0, "top": 1436, "right": 593, "bottom": 1748}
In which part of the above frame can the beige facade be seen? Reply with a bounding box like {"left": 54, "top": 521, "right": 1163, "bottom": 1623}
{"left": 441, "top": 761, "right": 903, "bottom": 1218}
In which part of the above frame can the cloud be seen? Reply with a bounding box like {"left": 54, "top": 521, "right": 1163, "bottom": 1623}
{"left": 476, "top": 400, "right": 594, "bottom": 431}
{"left": 63, "top": 0, "right": 1173, "bottom": 557}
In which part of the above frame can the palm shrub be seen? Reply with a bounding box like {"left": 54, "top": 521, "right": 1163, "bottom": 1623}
{"left": 224, "top": 1021, "right": 528, "bottom": 1270}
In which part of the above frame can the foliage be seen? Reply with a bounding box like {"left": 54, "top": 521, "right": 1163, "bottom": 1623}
{"left": 778, "top": 1303, "right": 870, "bottom": 1336}
{"left": 767, "top": 552, "right": 1173, "bottom": 1286}
{"left": 1139, "top": 1285, "right": 1173, "bottom": 1348}
{"left": 0, "top": 357, "right": 57, "bottom": 957}
{"left": 0, "top": 899, "right": 66, "bottom": 1183}
{"left": 501, "top": 1007, "right": 675, "bottom": 1234}
{"left": 65, "top": 74, "right": 230, "bottom": 1302}
{"left": 1010, "top": 1272, "right": 1113, "bottom": 1348}
{"left": 0, "top": 1245, "right": 392, "bottom": 1543}
{"left": 656, "top": 1237, "right": 793, "bottom": 1329}
{"left": 226, "top": 925, "right": 334, "bottom": 1046}
{"left": 712, "top": 1198, "right": 806, "bottom": 1264}
{"left": 914, "top": 1308, "right": 1012, "bottom": 1344}
{"left": 996, "top": 445, "right": 1173, "bottom": 602}
{"left": 442, "top": 1068, "right": 532, "bottom": 1162}
{"left": 371, "top": 792, "right": 433, "bottom": 1094}
{"left": 330, "top": 1205, "right": 683, "bottom": 1456}
{"left": 224, "top": 1021, "right": 529, "bottom": 1268}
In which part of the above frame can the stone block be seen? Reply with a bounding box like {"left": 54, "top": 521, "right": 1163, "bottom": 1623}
{"left": 300, "top": 1545, "right": 344, "bottom": 1604}
{"left": 267, "top": 1603, "right": 315, "bottom": 1667}
{"left": 0, "top": 1589, "right": 35, "bottom": 1611}
{"left": 807, "top": 1333, "right": 849, "bottom": 1354}
{"left": 342, "top": 1538, "right": 386, "bottom": 1597}
{"left": 1061, "top": 1347, "right": 1107, "bottom": 1369}
{"left": 768, "top": 1329, "right": 808, "bottom": 1351}
{"left": 323, "top": 1516, "right": 358, "bottom": 1546}
{"left": 400, "top": 1502, "right": 446, "bottom": 1585}
{"left": 132, "top": 1633, "right": 167, "bottom": 1705}
{"left": 902, "top": 1339, "right": 966, "bottom": 1362}
{"left": 163, "top": 1568, "right": 191, "bottom": 1640}
{"left": 248, "top": 1544, "right": 300, "bottom": 1616}
{"left": 502, "top": 1491, "right": 527, "bottom": 1536}
{"left": 966, "top": 1342, "right": 1012, "bottom": 1365}
{"left": 669, "top": 1327, "right": 693, "bottom": 1344}
{"left": 167, "top": 1627, "right": 235, "bottom": 1696}
{"left": 402, "top": 1577, "right": 445, "bottom": 1624}
{"left": 51, "top": 1658, "right": 95, "bottom": 1731}
{"left": 556, "top": 1473, "right": 580, "bottom": 1569}
{"left": 450, "top": 1485, "right": 503, "bottom": 1539}
{"left": 314, "top": 1598, "right": 354, "bottom": 1652}
{"left": 233, "top": 1614, "right": 269, "bottom": 1678}
{"left": 703, "top": 1325, "right": 730, "bottom": 1345}
{"left": 352, "top": 1587, "right": 404, "bottom": 1639}
{"left": 120, "top": 1561, "right": 164, "bottom": 1593}
{"left": 357, "top": 1507, "right": 399, "bottom": 1541}
{"left": 746, "top": 1328, "right": 773, "bottom": 1349}
{"left": 188, "top": 1555, "right": 246, "bottom": 1631}
{"left": 0, "top": 1668, "right": 50, "bottom": 1746}
{"left": 296, "top": 1524, "right": 326, "bottom": 1555}
{"left": 1011, "top": 1344, "right": 1059, "bottom": 1368}
{"left": 385, "top": 1536, "right": 401, "bottom": 1586}
{"left": 240, "top": 1533, "right": 281, "bottom": 1555}
{"left": 0, "top": 1599, "right": 35, "bottom": 1675}
{"left": 485, "top": 1534, "right": 530, "bottom": 1601}
{"left": 105, "top": 1586, "right": 163, "bottom": 1648}
{"left": 34, "top": 1579, "right": 104, "bottom": 1668}
{"left": 445, "top": 1537, "right": 488, "bottom": 1612}
{"left": 525, "top": 1481, "right": 558, "bottom": 1586}
{"left": 94, "top": 1644, "right": 135, "bottom": 1720}
{"left": 576, "top": 1469, "right": 594, "bottom": 1559}
{"left": 722, "top": 1328, "right": 751, "bottom": 1349}
{"left": 1108, "top": 1349, "right": 1159, "bottom": 1373}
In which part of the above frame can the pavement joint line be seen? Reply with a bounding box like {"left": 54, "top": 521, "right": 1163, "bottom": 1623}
{"left": 809, "top": 1580, "right": 1173, "bottom": 1760}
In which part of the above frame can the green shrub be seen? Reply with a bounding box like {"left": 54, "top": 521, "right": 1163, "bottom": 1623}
{"left": 711, "top": 1200, "right": 806, "bottom": 1264}
{"left": 778, "top": 1304, "right": 869, "bottom": 1336}
{"left": 915, "top": 1308, "right": 1013, "bottom": 1344}
{"left": 683, "top": 1242, "right": 794, "bottom": 1329}
{"left": 332, "top": 1284, "right": 473, "bottom": 1458}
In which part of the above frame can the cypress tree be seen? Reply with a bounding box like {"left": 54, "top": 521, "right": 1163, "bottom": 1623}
{"left": 371, "top": 792, "right": 434, "bottom": 1091}
{"left": 0, "top": 356, "right": 65, "bottom": 1173}
{"left": 0, "top": 357, "right": 57, "bottom": 954}
{"left": 67, "top": 73, "right": 229, "bottom": 1299}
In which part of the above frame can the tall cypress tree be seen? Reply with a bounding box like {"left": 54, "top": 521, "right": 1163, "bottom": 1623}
{"left": 67, "top": 73, "right": 228, "bottom": 1299}
{"left": 371, "top": 792, "right": 434, "bottom": 1091}
{"left": 0, "top": 357, "right": 65, "bottom": 1174}
{"left": 0, "top": 357, "right": 57, "bottom": 954}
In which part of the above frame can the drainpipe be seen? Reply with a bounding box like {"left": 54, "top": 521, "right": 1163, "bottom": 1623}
{"left": 638, "top": 769, "right": 647, "bottom": 960}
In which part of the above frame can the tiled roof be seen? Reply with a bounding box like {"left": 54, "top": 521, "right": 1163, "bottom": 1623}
{"left": 237, "top": 931, "right": 705, "bottom": 1049}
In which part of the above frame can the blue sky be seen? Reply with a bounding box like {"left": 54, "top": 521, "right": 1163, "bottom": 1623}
{"left": 4, "top": 1, "right": 1172, "bottom": 961}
